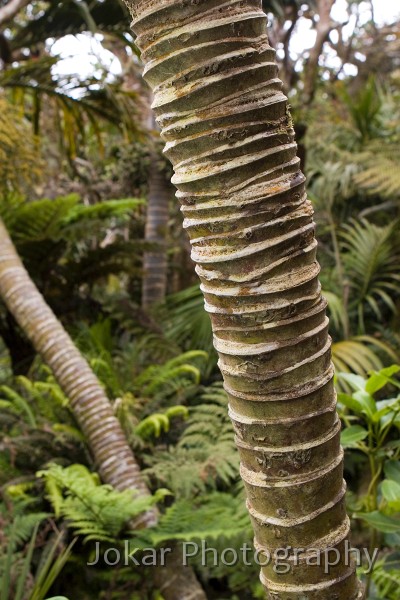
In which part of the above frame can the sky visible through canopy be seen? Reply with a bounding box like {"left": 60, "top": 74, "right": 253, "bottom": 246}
{"left": 50, "top": 0, "right": 400, "bottom": 84}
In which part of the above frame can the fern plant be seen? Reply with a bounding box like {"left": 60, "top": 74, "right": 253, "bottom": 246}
{"left": 134, "top": 351, "right": 208, "bottom": 405}
{"left": 163, "top": 285, "right": 217, "bottom": 361}
{"left": 144, "top": 383, "right": 239, "bottom": 497}
{"left": 0, "top": 196, "right": 147, "bottom": 392}
{"left": 37, "top": 464, "right": 169, "bottom": 543}
{"left": 2, "top": 194, "right": 143, "bottom": 244}
{"left": 137, "top": 490, "right": 261, "bottom": 597}
{"left": 0, "top": 193, "right": 146, "bottom": 374}
{"left": 140, "top": 491, "right": 251, "bottom": 548}
{"left": 134, "top": 405, "right": 189, "bottom": 440}
{"left": 0, "top": 365, "right": 86, "bottom": 485}
{"left": 371, "top": 558, "right": 400, "bottom": 600}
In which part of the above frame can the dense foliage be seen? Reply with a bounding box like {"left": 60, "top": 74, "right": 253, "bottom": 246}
{"left": 0, "top": 1, "right": 399, "bottom": 599}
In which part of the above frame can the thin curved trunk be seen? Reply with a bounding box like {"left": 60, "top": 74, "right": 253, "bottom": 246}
{"left": 123, "top": 1, "right": 364, "bottom": 598}
{"left": 142, "top": 147, "right": 170, "bottom": 309}
{"left": 0, "top": 217, "right": 206, "bottom": 600}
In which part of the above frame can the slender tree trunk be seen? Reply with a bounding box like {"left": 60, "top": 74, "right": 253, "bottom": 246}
{"left": 102, "top": 40, "right": 170, "bottom": 310}
{"left": 142, "top": 141, "right": 170, "bottom": 310}
{"left": 123, "top": 1, "right": 365, "bottom": 598}
{"left": 0, "top": 217, "right": 206, "bottom": 600}
{"left": 303, "top": 0, "right": 335, "bottom": 105}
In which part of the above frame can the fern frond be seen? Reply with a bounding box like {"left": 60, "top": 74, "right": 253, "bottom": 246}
{"left": 5, "top": 196, "right": 80, "bottom": 242}
{"left": 37, "top": 464, "right": 166, "bottom": 543}
{"left": 372, "top": 559, "right": 400, "bottom": 600}
{"left": 134, "top": 352, "right": 207, "bottom": 403}
{"left": 63, "top": 198, "right": 144, "bottom": 225}
{"left": 141, "top": 492, "right": 251, "bottom": 547}
{"left": 145, "top": 384, "right": 239, "bottom": 497}
{"left": 135, "top": 406, "right": 188, "bottom": 439}
{"left": 0, "top": 385, "right": 37, "bottom": 428}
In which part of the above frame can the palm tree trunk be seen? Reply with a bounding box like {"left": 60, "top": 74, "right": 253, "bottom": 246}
{"left": 0, "top": 217, "right": 206, "bottom": 600}
{"left": 123, "top": 1, "right": 365, "bottom": 598}
{"left": 100, "top": 38, "right": 170, "bottom": 312}
{"left": 142, "top": 145, "right": 170, "bottom": 309}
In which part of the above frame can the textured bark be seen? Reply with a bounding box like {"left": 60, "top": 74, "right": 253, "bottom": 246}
{"left": 0, "top": 217, "right": 206, "bottom": 600}
{"left": 142, "top": 147, "right": 170, "bottom": 309}
{"left": 123, "top": 1, "right": 365, "bottom": 598}
{"left": 0, "top": 218, "right": 153, "bottom": 519}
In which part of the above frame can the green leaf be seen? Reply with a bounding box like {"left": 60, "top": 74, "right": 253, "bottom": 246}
{"left": 374, "top": 397, "right": 400, "bottom": 422}
{"left": 382, "top": 480, "right": 400, "bottom": 510}
{"left": 357, "top": 511, "right": 400, "bottom": 533}
{"left": 135, "top": 413, "right": 170, "bottom": 438}
{"left": 30, "top": 535, "right": 76, "bottom": 600}
{"left": 15, "top": 524, "right": 39, "bottom": 600}
{"left": 338, "top": 392, "right": 364, "bottom": 415}
{"left": 341, "top": 425, "right": 369, "bottom": 447}
{"left": 380, "top": 412, "right": 400, "bottom": 432}
{"left": 338, "top": 372, "right": 367, "bottom": 392}
{"left": 384, "top": 461, "right": 400, "bottom": 484}
{"left": 0, "top": 385, "right": 37, "bottom": 427}
{"left": 165, "top": 405, "right": 189, "bottom": 420}
{"left": 353, "top": 390, "right": 376, "bottom": 418}
{"left": 366, "top": 365, "right": 400, "bottom": 395}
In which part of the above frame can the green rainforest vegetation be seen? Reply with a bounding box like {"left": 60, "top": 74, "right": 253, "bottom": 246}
{"left": 0, "top": 1, "right": 399, "bottom": 599}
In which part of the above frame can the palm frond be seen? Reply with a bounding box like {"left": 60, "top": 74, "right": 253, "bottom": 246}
{"left": 1, "top": 57, "right": 139, "bottom": 157}
{"left": 0, "top": 97, "right": 42, "bottom": 198}
{"left": 308, "top": 161, "right": 358, "bottom": 210}
{"left": 323, "top": 290, "right": 346, "bottom": 335}
{"left": 353, "top": 141, "right": 400, "bottom": 199}
{"left": 11, "top": 0, "right": 130, "bottom": 51}
{"left": 332, "top": 336, "right": 399, "bottom": 389}
{"left": 340, "top": 218, "right": 400, "bottom": 330}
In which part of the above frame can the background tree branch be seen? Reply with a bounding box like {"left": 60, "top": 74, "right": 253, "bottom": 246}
{"left": 0, "top": 0, "right": 30, "bottom": 27}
